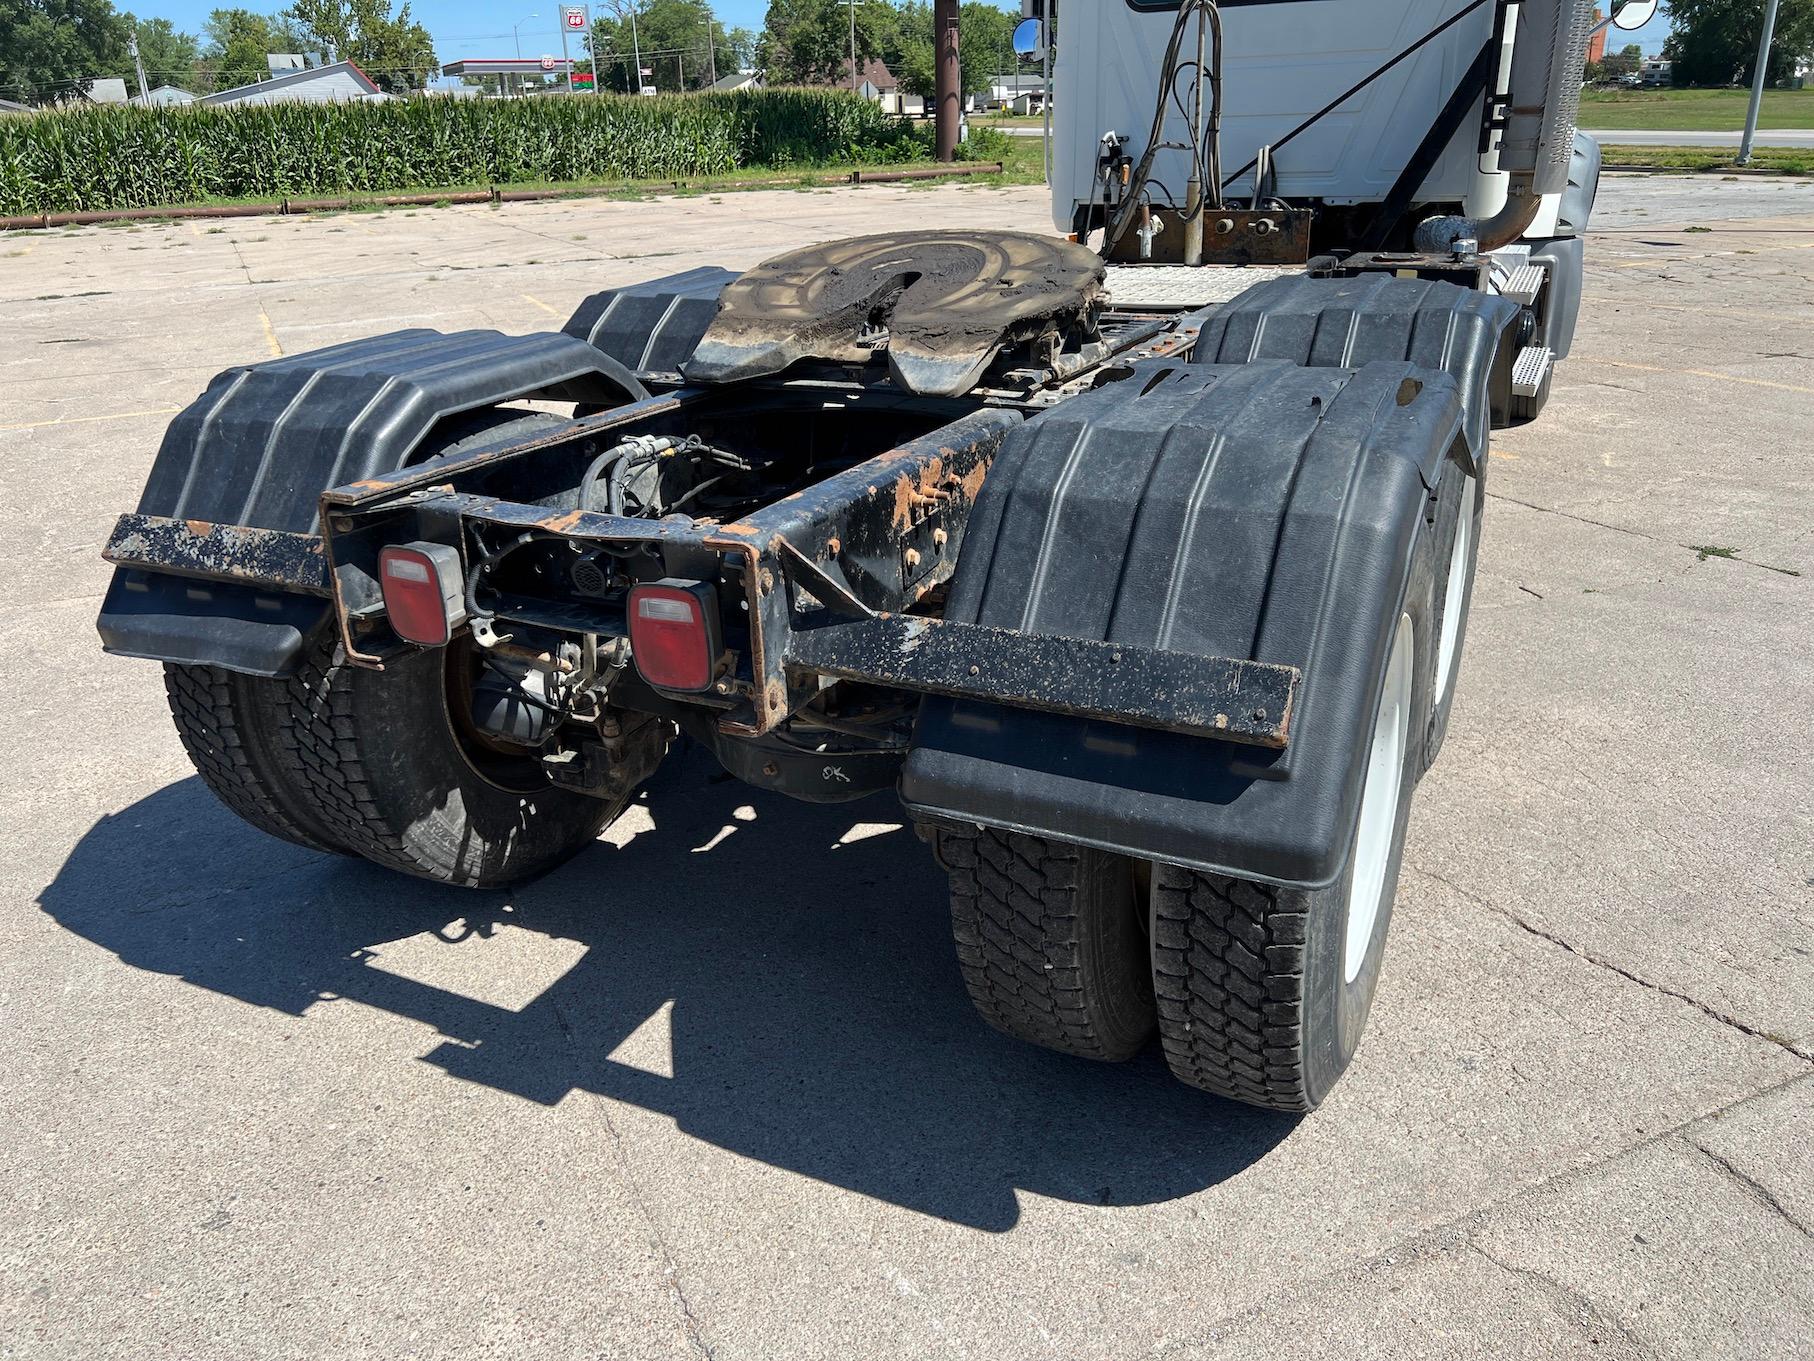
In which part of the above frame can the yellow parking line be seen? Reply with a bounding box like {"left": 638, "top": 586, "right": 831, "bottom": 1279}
{"left": 1573, "top": 355, "right": 1814, "bottom": 397}
{"left": 0, "top": 405, "right": 180, "bottom": 433}
{"left": 258, "top": 306, "right": 282, "bottom": 357}
{"left": 522, "top": 293, "right": 560, "bottom": 315}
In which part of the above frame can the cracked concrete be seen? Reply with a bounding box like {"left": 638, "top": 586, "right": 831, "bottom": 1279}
{"left": 3, "top": 176, "right": 1811, "bottom": 1358}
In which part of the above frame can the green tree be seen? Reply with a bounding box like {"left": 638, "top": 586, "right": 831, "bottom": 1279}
{"left": 1662, "top": 0, "right": 1814, "bottom": 86}
{"left": 200, "top": 7, "right": 311, "bottom": 91}
{"left": 589, "top": 0, "right": 735, "bottom": 92}
{"left": 287, "top": 0, "right": 436, "bottom": 92}
{"left": 0, "top": 0, "right": 134, "bottom": 103}
{"left": 757, "top": 0, "right": 884, "bottom": 85}
{"left": 125, "top": 13, "right": 202, "bottom": 91}
{"left": 893, "top": 0, "right": 1021, "bottom": 100}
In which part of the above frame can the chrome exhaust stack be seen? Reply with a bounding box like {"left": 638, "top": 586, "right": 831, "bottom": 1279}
{"left": 1414, "top": 0, "right": 1595, "bottom": 253}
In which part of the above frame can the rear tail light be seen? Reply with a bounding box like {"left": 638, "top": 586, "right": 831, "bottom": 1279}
{"left": 378, "top": 543, "right": 466, "bottom": 647}
{"left": 627, "top": 580, "right": 721, "bottom": 691}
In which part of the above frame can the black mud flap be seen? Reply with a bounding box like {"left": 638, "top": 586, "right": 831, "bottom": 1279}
{"left": 98, "top": 327, "right": 646, "bottom": 675}
{"left": 898, "top": 360, "right": 1467, "bottom": 889}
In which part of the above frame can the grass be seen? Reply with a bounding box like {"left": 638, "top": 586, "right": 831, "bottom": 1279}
{"left": 1599, "top": 143, "right": 1813, "bottom": 175}
{"left": 1580, "top": 86, "right": 1814, "bottom": 131}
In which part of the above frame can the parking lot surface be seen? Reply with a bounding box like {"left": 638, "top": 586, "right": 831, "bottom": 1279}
{"left": 3, "top": 175, "right": 1812, "bottom": 1360}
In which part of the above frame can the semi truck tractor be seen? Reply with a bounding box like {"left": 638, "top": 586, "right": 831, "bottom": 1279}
{"left": 97, "top": 0, "right": 1651, "bottom": 1111}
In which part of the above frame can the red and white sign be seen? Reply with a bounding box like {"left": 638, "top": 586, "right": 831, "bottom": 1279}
{"left": 540, "top": 54, "right": 557, "bottom": 70}
{"left": 562, "top": 6, "right": 587, "bottom": 29}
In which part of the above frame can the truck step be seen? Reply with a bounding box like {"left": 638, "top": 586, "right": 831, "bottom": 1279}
{"left": 1499, "top": 263, "right": 1547, "bottom": 307}
{"left": 1511, "top": 344, "right": 1553, "bottom": 397}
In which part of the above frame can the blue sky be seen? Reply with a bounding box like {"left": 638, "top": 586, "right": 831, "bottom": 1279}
{"left": 144, "top": 1, "right": 1675, "bottom": 70}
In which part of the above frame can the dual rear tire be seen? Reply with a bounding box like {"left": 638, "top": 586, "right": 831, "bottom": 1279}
{"left": 933, "top": 457, "right": 1463, "bottom": 1112}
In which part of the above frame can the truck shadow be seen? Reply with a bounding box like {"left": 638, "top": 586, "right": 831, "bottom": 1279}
{"left": 38, "top": 749, "right": 1295, "bottom": 1231}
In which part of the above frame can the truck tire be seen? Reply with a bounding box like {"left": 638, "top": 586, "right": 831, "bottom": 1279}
{"left": 939, "top": 827, "right": 1155, "bottom": 1061}
{"left": 1421, "top": 455, "right": 1484, "bottom": 773}
{"left": 1152, "top": 602, "right": 1428, "bottom": 1112}
{"left": 163, "top": 407, "right": 622, "bottom": 884}
{"left": 164, "top": 662, "right": 353, "bottom": 856}
{"left": 278, "top": 633, "right": 623, "bottom": 887}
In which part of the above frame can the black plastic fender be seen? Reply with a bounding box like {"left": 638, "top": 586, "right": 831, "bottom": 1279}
{"left": 1191, "top": 272, "right": 1517, "bottom": 464}
{"left": 563, "top": 265, "right": 738, "bottom": 374}
{"left": 898, "top": 360, "right": 1468, "bottom": 889}
{"left": 97, "top": 328, "right": 645, "bottom": 675}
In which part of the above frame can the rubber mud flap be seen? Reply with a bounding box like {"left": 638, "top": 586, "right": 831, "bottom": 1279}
{"left": 899, "top": 360, "right": 1466, "bottom": 888}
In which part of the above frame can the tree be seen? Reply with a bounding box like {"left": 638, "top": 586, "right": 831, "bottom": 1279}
{"left": 757, "top": 0, "right": 883, "bottom": 85}
{"left": 893, "top": 0, "right": 1021, "bottom": 100}
{"left": 125, "top": 13, "right": 202, "bottom": 91}
{"left": 200, "top": 7, "right": 311, "bottom": 91}
{"left": 1662, "top": 0, "right": 1814, "bottom": 86}
{"left": 590, "top": 0, "right": 734, "bottom": 92}
{"left": 0, "top": 0, "right": 135, "bottom": 103}
{"left": 287, "top": 0, "right": 436, "bottom": 92}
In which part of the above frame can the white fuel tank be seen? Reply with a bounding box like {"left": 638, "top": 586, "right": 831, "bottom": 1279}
{"left": 1050, "top": 0, "right": 1502, "bottom": 231}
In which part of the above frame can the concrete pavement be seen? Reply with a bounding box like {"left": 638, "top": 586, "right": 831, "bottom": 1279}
{"left": 2, "top": 177, "right": 1811, "bottom": 1359}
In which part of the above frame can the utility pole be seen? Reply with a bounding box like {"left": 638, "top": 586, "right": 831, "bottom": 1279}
{"left": 849, "top": 0, "right": 859, "bottom": 93}
{"left": 706, "top": 14, "right": 717, "bottom": 86}
{"left": 630, "top": 4, "right": 644, "bottom": 93}
{"left": 934, "top": 0, "right": 959, "bottom": 160}
{"left": 1738, "top": 0, "right": 1782, "bottom": 165}
{"left": 127, "top": 30, "right": 149, "bottom": 101}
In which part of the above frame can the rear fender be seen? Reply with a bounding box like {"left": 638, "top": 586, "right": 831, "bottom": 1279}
{"left": 97, "top": 328, "right": 646, "bottom": 677}
{"left": 899, "top": 360, "right": 1466, "bottom": 889}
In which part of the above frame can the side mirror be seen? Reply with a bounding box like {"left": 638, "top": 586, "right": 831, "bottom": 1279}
{"left": 1012, "top": 16, "right": 1044, "bottom": 57}
{"left": 1610, "top": 0, "right": 1659, "bottom": 30}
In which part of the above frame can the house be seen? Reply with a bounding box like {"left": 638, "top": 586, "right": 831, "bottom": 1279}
{"left": 84, "top": 77, "right": 130, "bottom": 104}
{"left": 130, "top": 85, "right": 196, "bottom": 107}
{"left": 983, "top": 73, "right": 1045, "bottom": 113}
{"left": 831, "top": 57, "right": 925, "bottom": 116}
{"left": 200, "top": 59, "right": 383, "bottom": 107}
{"left": 709, "top": 69, "right": 761, "bottom": 93}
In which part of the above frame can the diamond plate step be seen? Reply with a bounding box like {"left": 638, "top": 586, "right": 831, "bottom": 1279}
{"left": 1499, "top": 263, "right": 1546, "bottom": 307}
{"left": 1511, "top": 344, "right": 1553, "bottom": 397}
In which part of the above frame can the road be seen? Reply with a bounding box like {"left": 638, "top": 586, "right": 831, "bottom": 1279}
{"left": 3, "top": 176, "right": 1812, "bottom": 1360}
{"left": 1000, "top": 124, "right": 1814, "bottom": 149}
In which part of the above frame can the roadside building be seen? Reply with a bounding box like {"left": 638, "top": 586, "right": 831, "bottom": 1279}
{"left": 130, "top": 85, "right": 196, "bottom": 107}
{"left": 199, "top": 59, "right": 383, "bottom": 107}
{"left": 83, "top": 77, "right": 130, "bottom": 105}
{"left": 709, "top": 69, "right": 761, "bottom": 93}
{"left": 441, "top": 57, "right": 575, "bottom": 98}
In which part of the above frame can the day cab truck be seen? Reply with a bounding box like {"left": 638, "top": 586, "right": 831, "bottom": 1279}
{"left": 97, "top": 0, "right": 1650, "bottom": 1111}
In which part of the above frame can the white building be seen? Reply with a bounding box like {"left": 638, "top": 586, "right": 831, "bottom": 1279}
{"left": 130, "top": 85, "right": 196, "bottom": 107}
{"left": 200, "top": 60, "right": 383, "bottom": 107}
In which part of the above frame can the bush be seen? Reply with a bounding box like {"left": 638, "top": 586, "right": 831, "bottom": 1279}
{"left": 0, "top": 88, "right": 930, "bottom": 215}
{"left": 954, "top": 125, "right": 1012, "bottom": 162}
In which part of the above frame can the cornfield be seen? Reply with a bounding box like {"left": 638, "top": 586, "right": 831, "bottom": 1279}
{"left": 0, "top": 89, "right": 931, "bottom": 215}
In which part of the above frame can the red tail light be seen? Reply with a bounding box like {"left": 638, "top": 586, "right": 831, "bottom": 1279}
{"left": 628, "top": 580, "right": 720, "bottom": 691}
{"left": 378, "top": 543, "right": 465, "bottom": 647}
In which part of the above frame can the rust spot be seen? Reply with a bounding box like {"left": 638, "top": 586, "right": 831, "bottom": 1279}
{"left": 716, "top": 521, "right": 762, "bottom": 539}
{"left": 824, "top": 536, "right": 841, "bottom": 557}
{"left": 184, "top": 518, "right": 213, "bottom": 537}
{"left": 538, "top": 510, "right": 586, "bottom": 534}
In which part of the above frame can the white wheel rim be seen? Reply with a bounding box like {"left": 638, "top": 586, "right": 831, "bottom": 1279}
{"left": 1434, "top": 474, "right": 1476, "bottom": 706}
{"left": 1343, "top": 612, "right": 1413, "bottom": 984}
